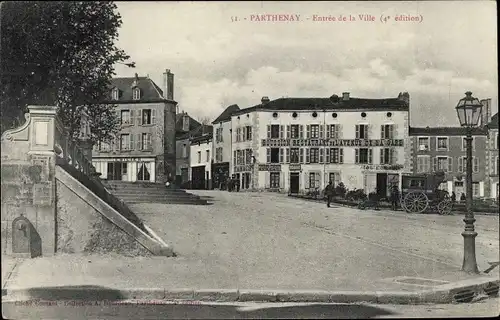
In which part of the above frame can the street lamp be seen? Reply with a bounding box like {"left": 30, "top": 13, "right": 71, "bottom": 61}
{"left": 455, "top": 91, "right": 483, "bottom": 274}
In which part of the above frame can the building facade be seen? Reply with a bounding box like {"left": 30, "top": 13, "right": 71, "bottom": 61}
{"left": 409, "top": 127, "right": 488, "bottom": 198}
{"left": 175, "top": 112, "right": 201, "bottom": 187}
{"left": 211, "top": 104, "right": 240, "bottom": 189}
{"left": 486, "top": 112, "right": 499, "bottom": 199}
{"left": 92, "top": 70, "right": 177, "bottom": 183}
{"left": 224, "top": 92, "right": 411, "bottom": 197}
{"left": 190, "top": 128, "right": 213, "bottom": 189}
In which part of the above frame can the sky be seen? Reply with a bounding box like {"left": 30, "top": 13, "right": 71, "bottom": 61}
{"left": 113, "top": 1, "right": 498, "bottom": 126}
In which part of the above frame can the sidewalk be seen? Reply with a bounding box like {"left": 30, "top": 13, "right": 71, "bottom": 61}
{"left": 2, "top": 252, "right": 499, "bottom": 304}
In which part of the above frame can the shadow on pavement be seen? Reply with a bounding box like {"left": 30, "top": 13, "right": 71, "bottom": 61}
{"left": 9, "top": 285, "right": 126, "bottom": 301}
{"left": 2, "top": 301, "right": 397, "bottom": 319}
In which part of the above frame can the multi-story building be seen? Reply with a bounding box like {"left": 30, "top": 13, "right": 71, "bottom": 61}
{"left": 175, "top": 112, "right": 201, "bottom": 187}
{"left": 221, "top": 92, "right": 411, "bottom": 197}
{"left": 189, "top": 125, "right": 213, "bottom": 189}
{"left": 409, "top": 127, "right": 488, "bottom": 198}
{"left": 211, "top": 104, "right": 240, "bottom": 189}
{"left": 486, "top": 112, "right": 499, "bottom": 199}
{"left": 92, "top": 70, "right": 177, "bottom": 183}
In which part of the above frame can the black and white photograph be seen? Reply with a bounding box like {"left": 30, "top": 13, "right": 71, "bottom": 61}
{"left": 1, "top": 1, "right": 498, "bottom": 319}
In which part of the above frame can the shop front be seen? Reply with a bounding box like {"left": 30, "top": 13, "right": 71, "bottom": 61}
{"left": 92, "top": 157, "right": 156, "bottom": 182}
{"left": 361, "top": 164, "right": 405, "bottom": 198}
{"left": 212, "top": 162, "right": 230, "bottom": 190}
{"left": 234, "top": 164, "right": 252, "bottom": 190}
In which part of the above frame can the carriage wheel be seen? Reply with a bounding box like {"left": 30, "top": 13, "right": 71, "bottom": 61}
{"left": 437, "top": 199, "right": 453, "bottom": 215}
{"left": 403, "top": 191, "right": 429, "bottom": 213}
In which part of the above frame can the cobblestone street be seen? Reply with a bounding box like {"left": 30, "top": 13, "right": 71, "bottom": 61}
{"left": 128, "top": 191, "right": 499, "bottom": 291}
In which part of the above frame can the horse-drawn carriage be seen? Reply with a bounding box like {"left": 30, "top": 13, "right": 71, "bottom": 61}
{"left": 400, "top": 171, "right": 453, "bottom": 215}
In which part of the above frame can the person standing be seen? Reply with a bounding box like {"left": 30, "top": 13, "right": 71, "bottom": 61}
{"left": 325, "top": 180, "right": 334, "bottom": 208}
{"left": 451, "top": 191, "right": 456, "bottom": 203}
{"left": 390, "top": 184, "right": 400, "bottom": 211}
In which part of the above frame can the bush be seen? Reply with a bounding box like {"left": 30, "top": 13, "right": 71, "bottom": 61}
{"left": 335, "top": 182, "right": 346, "bottom": 198}
{"left": 345, "top": 188, "right": 367, "bottom": 201}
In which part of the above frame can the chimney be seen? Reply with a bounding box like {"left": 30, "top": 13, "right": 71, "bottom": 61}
{"left": 398, "top": 92, "right": 410, "bottom": 105}
{"left": 182, "top": 113, "right": 189, "bottom": 132}
{"left": 480, "top": 98, "right": 492, "bottom": 127}
{"left": 163, "top": 69, "right": 174, "bottom": 100}
{"left": 342, "top": 92, "right": 350, "bottom": 101}
{"left": 261, "top": 96, "right": 270, "bottom": 105}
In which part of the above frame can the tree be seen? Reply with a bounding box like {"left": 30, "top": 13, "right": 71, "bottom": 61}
{"left": 197, "top": 116, "right": 212, "bottom": 125}
{"left": 0, "top": 1, "right": 131, "bottom": 144}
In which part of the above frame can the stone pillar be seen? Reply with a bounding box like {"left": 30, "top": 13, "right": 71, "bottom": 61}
{"left": 1, "top": 105, "right": 58, "bottom": 257}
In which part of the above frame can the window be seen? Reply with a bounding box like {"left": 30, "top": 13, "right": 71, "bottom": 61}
{"left": 462, "top": 137, "right": 475, "bottom": 151}
{"left": 436, "top": 156, "right": 450, "bottom": 172}
{"left": 98, "top": 141, "right": 111, "bottom": 152}
{"left": 112, "top": 88, "right": 119, "bottom": 100}
{"left": 381, "top": 124, "right": 394, "bottom": 139}
{"left": 380, "top": 148, "right": 394, "bottom": 164}
{"left": 142, "top": 109, "right": 152, "bottom": 125}
{"left": 355, "top": 124, "right": 368, "bottom": 139}
{"left": 290, "top": 125, "right": 300, "bottom": 138}
{"left": 328, "top": 125, "right": 339, "bottom": 139}
{"left": 133, "top": 88, "right": 141, "bottom": 100}
{"left": 270, "top": 148, "right": 280, "bottom": 163}
{"left": 141, "top": 133, "right": 152, "bottom": 150}
{"left": 216, "top": 128, "right": 223, "bottom": 143}
{"left": 215, "top": 147, "right": 223, "bottom": 162}
{"left": 328, "top": 148, "right": 344, "bottom": 164}
{"left": 245, "top": 126, "right": 252, "bottom": 140}
{"left": 245, "top": 149, "right": 252, "bottom": 164}
{"left": 309, "top": 148, "right": 320, "bottom": 163}
{"left": 206, "top": 150, "right": 210, "bottom": 162}
{"left": 121, "top": 110, "right": 131, "bottom": 125}
{"left": 120, "top": 134, "right": 130, "bottom": 151}
{"left": 197, "top": 151, "right": 201, "bottom": 163}
{"left": 308, "top": 172, "right": 320, "bottom": 189}
{"left": 458, "top": 157, "right": 480, "bottom": 173}
{"left": 290, "top": 148, "right": 300, "bottom": 163}
{"left": 496, "top": 156, "right": 499, "bottom": 175}
{"left": 436, "top": 137, "right": 448, "bottom": 151}
{"left": 270, "top": 125, "right": 280, "bottom": 138}
{"left": 496, "top": 133, "right": 499, "bottom": 150}
{"left": 472, "top": 182, "right": 480, "bottom": 198}
{"left": 270, "top": 172, "right": 280, "bottom": 188}
{"left": 182, "top": 144, "right": 187, "bottom": 158}
{"left": 236, "top": 127, "right": 241, "bottom": 142}
{"left": 417, "top": 156, "right": 430, "bottom": 173}
{"left": 355, "top": 148, "right": 372, "bottom": 164}
{"left": 418, "top": 137, "right": 430, "bottom": 151}
{"left": 310, "top": 125, "right": 320, "bottom": 138}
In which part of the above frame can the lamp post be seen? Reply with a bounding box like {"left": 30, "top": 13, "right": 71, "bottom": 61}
{"left": 455, "top": 91, "right": 483, "bottom": 274}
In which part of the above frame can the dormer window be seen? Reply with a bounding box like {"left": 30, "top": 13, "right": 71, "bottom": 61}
{"left": 133, "top": 87, "right": 141, "bottom": 100}
{"left": 112, "top": 88, "right": 119, "bottom": 100}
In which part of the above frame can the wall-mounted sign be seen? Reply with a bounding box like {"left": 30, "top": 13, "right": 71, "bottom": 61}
{"left": 234, "top": 164, "right": 253, "bottom": 173}
{"left": 362, "top": 164, "right": 404, "bottom": 171}
{"left": 258, "top": 164, "right": 281, "bottom": 172}
{"left": 289, "top": 164, "right": 302, "bottom": 171}
{"left": 261, "top": 138, "right": 404, "bottom": 147}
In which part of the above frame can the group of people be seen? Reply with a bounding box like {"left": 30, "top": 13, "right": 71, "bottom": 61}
{"left": 220, "top": 176, "right": 240, "bottom": 192}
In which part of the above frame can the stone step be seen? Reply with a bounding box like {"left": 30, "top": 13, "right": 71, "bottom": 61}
{"left": 123, "top": 198, "right": 209, "bottom": 205}
{"left": 112, "top": 194, "right": 203, "bottom": 201}
{"left": 107, "top": 188, "right": 189, "bottom": 195}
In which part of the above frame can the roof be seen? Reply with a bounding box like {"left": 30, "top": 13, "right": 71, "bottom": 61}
{"left": 175, "top": 113, "right": 201, "bottom": 134}
{"left": 409, "top": 127, "right": 488, "bottom": 136}
{"left": 104, "top": 76, "right": 172, "bottom": 104}
{"left": 487, "top": 113, "right": 498, "bottom": 129}
{"left": 190, "top": 125, "right": 214, "bottom": 144}
{"left": 232, "top": 95, "right": 409, "bottom": 116}
{"left": 212, "top": 104, "right": 241, "bottom": 124}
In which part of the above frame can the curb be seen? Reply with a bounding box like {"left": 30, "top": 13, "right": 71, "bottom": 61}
{"left": 3, "top": 278, "right": 498, "bottom": 305}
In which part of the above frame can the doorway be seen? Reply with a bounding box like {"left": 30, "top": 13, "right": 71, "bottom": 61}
{"left": 376, "top": 173, "right": 388, "bottom": 199}
{"left": 290, "top": 173, "right": 300, "bottom": 194}
{"left": 455, "top": 181, "right": 465, "bottom": 201}
{"left": 107, "top": 162, "right": 126, "bottom": 181}
{"left": 191, "top": 166, "right": 206, "bottom": 189}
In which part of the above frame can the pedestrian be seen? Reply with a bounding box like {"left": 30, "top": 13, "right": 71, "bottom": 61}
{"left": 236, "top": 178, "right": 240, "bottom": 192}
{"left": 460, "top": 192, "right": 466, "bottom": 202}
{"left": 325, "top": 180, "right": 334, "bottom": 208}
{"left": 451, "top": 191, "right": 456, "bottom": 203}
{"left": 390, "top": 184, "right": 400, "bottom": 211}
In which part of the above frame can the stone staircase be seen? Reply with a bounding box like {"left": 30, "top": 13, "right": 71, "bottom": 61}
{"left": 102, "top": 181, "right": 211, "bottom": 205}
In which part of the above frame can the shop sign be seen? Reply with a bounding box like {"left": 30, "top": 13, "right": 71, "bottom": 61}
{"left": 362, "top": 164, "right": 404, "bottom": 171}
{"left": 234, "top": 164, "right": 253, "bottom": 173}
{"left": 258, "top": 164, "right": 281, "bottom": 172}
{"left": 261, "top": 138, "right": 404, "bottom": 147}
{"left": 289, "top": 164, "right": 302, "bottom": 171}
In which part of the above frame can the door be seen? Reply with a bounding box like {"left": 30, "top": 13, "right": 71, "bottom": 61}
{"left": 191, "top": 166, "right": 206, "bottom": 189}
{"left": 235, "top": 173, "right": 241, "bottom": 190}
{"left": 290, "top": 173, "right": 300, "bottom": 194}
{"left": 387, "top": 174, "right": 399, "bottom": 197}
{"left": 181, "top": 168, "right": 189, "bottom": 184}
{"left": 455, "top": 181, "right": 465, "bottom": 202}
{"left": 376, "top": 173, "right": 388, "bottom": 199}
